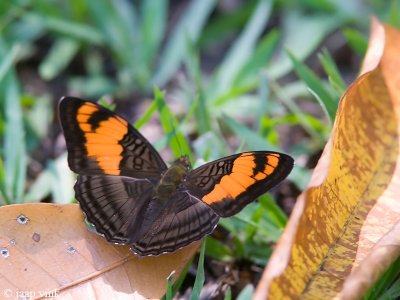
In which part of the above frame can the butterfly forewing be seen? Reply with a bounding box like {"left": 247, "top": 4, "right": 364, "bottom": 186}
{"left": 59, "top": 97, "right": 167, "bottom": 179}
{"left": 185, "top": 151, "right": 294, "bottom": 217}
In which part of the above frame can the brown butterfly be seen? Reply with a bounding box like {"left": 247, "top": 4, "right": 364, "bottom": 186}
{"left": 59, "top": 97, "right": 294, "bottom": 256}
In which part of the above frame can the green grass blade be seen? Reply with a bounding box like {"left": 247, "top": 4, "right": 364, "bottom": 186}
{"left": 192, "top": 131, "right": 226, "bottom": 162}
{"left": 141, "top": 0, "right": 168, "bottom": 66}
{"left": 39, "top": 38, "right": 80, "bottom": 80}
{"left": 68, "top": 76, "right": 117, "bottom": 98}
{"left": 211, "top": 83, "right": 259, "bottom": 107}
{"left": 49, "top": 153, "right": 75, "bottom": 203}
{"left": 308, "top": 88, "right": 334, "bottom": 125}
{"left": 231, "top": 213, "right": 276, "bottom": 239}
{"left": 243, "top": 204, "right": 264, "bottom": 242}
{"left": 24, "top": 153, "right": 74, "bottom": 203}
{"left": 111, "top": 0, "right": 147, "bottom": 86}
{"left": 170, "top": 260, "right": 192, "bottom": 299}
{"left": 0, "top": 158, "right": 7, "bottom": 205}
{"left": 269, "top": 80, "right": 325, "bottom": 142}
{"left": 154, "top": 87, "right": 192, "bottom": 160}
{"left": 389, "top": 0, "right": 400, "bottom": 27}
{"left": 134, "top": 100, "right": 158, "bottom": 129}
{"left": 224, "top": 287, "right": 232, "bottom": 300}
{"left": 208, "top": 0, "right": 273, "bottom": 102}
{"left": 233, "top": 29, "right": 280, "bottom": 86}
{"left": 0, "top": 43, "right": 20, "bottom": 83}
{"left": 287, "top": 164, "right": 311, "bottom": 191}
{"left": 193, "top": 85, "right": 210, "bottom": 136}
{"left": 183, "top": 36, "right": 210, "bottom": 134}
{"left": 23, "top": 12, "right": 104, "bottom": 44}
{"left": 365, "top": 255, "right": 400, "bottom": 300}
{"left": 155, "top": 95, "right": 198, "bottom": 158}
{"left": 0, "top": 44, "right": 21, "bottom": 203}
{"left": 190, "top": 241, "right": 206, "bottom": 300}
{"left": 342, "top": 28, "right": 368, "bottom": 56}
{"left": 24, "top": 95, "right": 52, "bottom": 151}
{"left": 257, "top": 75, "right": 270, "bottom": 132}
{"left": 258, "top": 194, "right": 287, "bottom": 228}
{"left": 85, "top": 0, "right": 122, "bottom": 46}
{"left": 164, "top": 271, "right": 174, "bottom": 300}
{"left": 237, "top": 284, "right": 254, "bottom": 300}
{"left": 0, "top": 59, "right": 26, "bottom": 203}
{"left": 86, "top": 0, "right": 148, "bottom": 89}
{"left": 212, "top": 30, "right": 280, "bottom": 108}
{"left": 224, "top": 286, "right": 232, "bottom": 300}
{"left": 220, "top": 115, "right": 276, "bottom": 150}
{"left": 86, "top": 0, "right": 138, "bottom": 51}
{"left": 23, "top": 170, "right": 52, "bottom": 203}
{"left": 199, "top": 3, "right": 254, "bottom": 47}
{"left": 267, "top": 11, "right": 344, "bottom": 79}
{"left": 318, "top": 48, "right": 347, "bottom": 97}
{"left": 85, "top": 0, "right": 126, "bottom": 50}
{"left": 152, "top": 0, "right": 216, "bottom": 86}
{"left": 287, "top": 50, "right": 338, "bottom": 123}
{"left": 379, "top": 278, "right": 400, "bottom": 300}
{"left": 205, "top": 237, "right": 234, "bottom": 263}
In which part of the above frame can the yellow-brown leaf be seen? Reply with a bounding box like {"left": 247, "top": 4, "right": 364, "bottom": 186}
{"left": 254, "top": 19, "right": 400, "bottom": 300}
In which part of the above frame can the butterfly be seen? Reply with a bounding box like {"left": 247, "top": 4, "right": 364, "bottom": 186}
{"left": 59, "top": 96, "right": 294, "bottom": 256}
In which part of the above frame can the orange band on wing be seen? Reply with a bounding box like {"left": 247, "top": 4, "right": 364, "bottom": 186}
{"left": 219, "top": 175, "right": 245, "bottom": 198}
{"left": 267, "top": 154, "right": 279, "bottom": 168}
{"left": 76, "top": 104, "right": 129, "bottom": 175}
{"left": 202, "top": 153, "right": 281, "bottom": 205}
{"left": 203, "top": 154, "right": 255, "bottom": 204}
{"left": 85, "top": 144, "right": 123, "bottom": 156}
{"left": 95, "top": 156, "right": 123, "bottom": 175}
{"left": 259, "top": 153, "right": 280, "bottom": 176}
{"left": 78, "top": 102, "right": 98, "bottom": 114}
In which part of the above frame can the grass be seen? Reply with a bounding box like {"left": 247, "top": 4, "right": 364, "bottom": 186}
{"left": 0, "top": 0, "right": 399, "bottom": 298}
{"left": 364, "top": 255, "right": 400, "bottom": 300}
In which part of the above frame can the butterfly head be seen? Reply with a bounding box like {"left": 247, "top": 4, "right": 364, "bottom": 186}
{"left": 174, "top": 155, "right": 191, "bottom": 171}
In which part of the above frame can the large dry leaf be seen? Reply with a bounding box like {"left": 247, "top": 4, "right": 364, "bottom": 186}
{"left": 0, "top": 203, "right": 198, "bottom": 299}
{"left": 254, "top": 19, "right": 400, "bottom": 300}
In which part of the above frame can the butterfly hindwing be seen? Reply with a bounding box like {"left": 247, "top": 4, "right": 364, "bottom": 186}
{"left": 130, "top": 191, "right": 219, "bottom": 256}
{"left": 76, "top": 174, "right": 220, "bottom": 256}
{"left": 59, "top": 97, "right": 167, "bottom": 179}
{"left": 75, "top": 175, "right": 155, "bottom": 244}
{"left": 185, "top": 151, "right": 294, "bottom": 217}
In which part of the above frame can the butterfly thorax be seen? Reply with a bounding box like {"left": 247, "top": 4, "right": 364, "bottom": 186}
{"left": 154, "top": 156, "right": 191, "bottom": 199}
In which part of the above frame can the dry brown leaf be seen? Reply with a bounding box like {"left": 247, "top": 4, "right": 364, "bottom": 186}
{"left": 254, "top": 19, "right": 400, "bottom": 300}
{"left": 0, "top": 203, "right": 198, "bottom": 299}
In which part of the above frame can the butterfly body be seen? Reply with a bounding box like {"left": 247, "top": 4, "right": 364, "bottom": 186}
{"left": 59, "top": 97, "right": 294, "bottom": 256}
{"left": 154, "top": 156, "right": 191, "bottom": 199}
